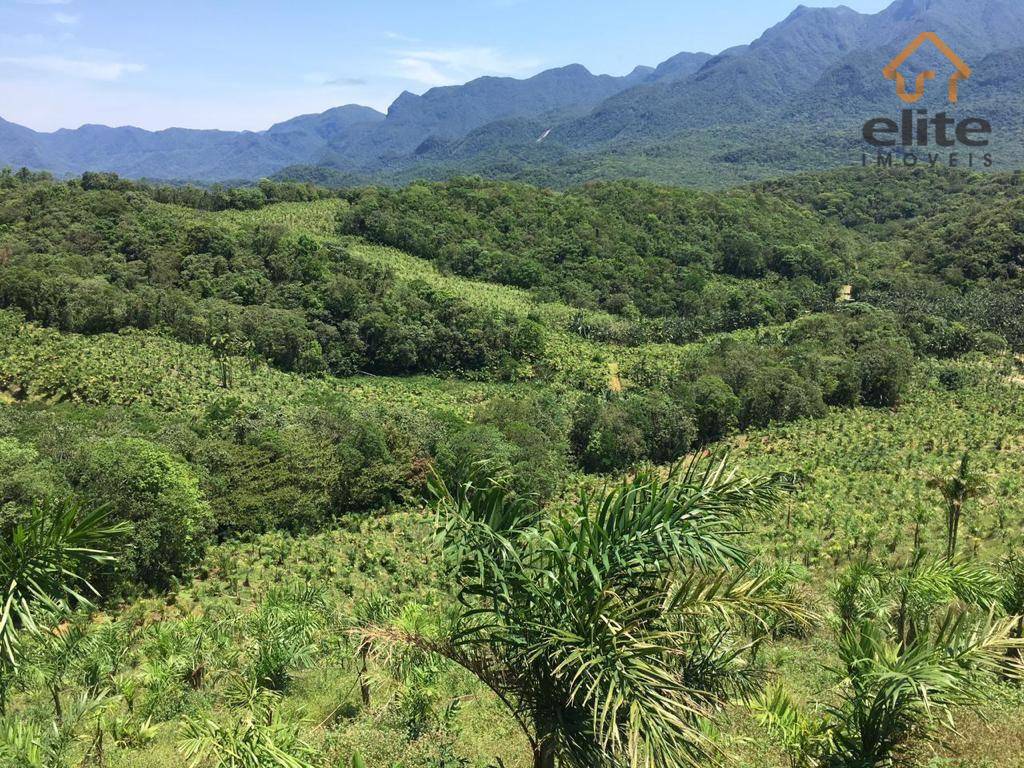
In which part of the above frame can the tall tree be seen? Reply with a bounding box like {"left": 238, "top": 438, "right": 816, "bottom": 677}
{"left": 928, "top": 452, "right": 985, "bottom": 561}
{"left": 362, "top": 456, "right": 809, "bottom": 768}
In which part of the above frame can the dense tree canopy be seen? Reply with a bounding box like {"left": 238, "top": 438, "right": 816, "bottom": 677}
{"left": 0, "top": 175, "right": 540, "bottom": 378}
{"left": 338, "top": 178, "right": 853, "bottom": 338}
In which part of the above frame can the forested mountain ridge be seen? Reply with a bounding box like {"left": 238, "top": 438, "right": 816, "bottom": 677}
{"left": 0, "top": 61, "right": 672, "bottom": 181}
{"left": 5, "top": 0, "right": 1024, "bottom": 185}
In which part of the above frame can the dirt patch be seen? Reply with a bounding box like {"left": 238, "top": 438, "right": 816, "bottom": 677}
{"left": 1009, "top": 355, "right": 1024, "bottom": 385}
{"left": 608, "top": 362, "right": 623, "bottom": 393}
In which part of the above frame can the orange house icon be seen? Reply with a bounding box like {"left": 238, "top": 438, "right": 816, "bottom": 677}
{"left": 883, "top": 32, "right": 972, "bottom": 104}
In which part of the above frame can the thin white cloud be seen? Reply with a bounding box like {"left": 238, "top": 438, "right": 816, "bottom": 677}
{"left": 52, "top": 12, "right": 79, "bottom": 24}
{"left": 0, "top": 32, "right": 51, "bottom": 46}
{"left": 16, "top": 0, "right": 73, "bottom": 5}
{"left": 303, "top": 71, "right": 367, "bottom": 87}
{"left": 393, "top": 46, "right": 543, "bottom": 87}
{"left": 326, "top": 76, "right": 367, "bottom": 87}
{"left": 0, "top": 55, "right": 143, "bottom": 81}
{"left": 401, "top": 47, "right": 541, "bottom": 74}
{"left": 395, "top": 57, "right": 455, "bottom": 87}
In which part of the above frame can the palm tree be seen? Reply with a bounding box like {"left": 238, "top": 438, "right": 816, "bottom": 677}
{"left": 927, "top": 452, "right": 985, "bottom": 561}
{"left": 0, "top": 687, "right": 114, "bottom": 767}
{"left": 826, "top": 611, "right": 1022, "bottom": 767}
{"left": 179, "top": 707, "right": 314, "bottom": 768}
{"left": 0, "top": 498, "right": 126, "bottom": 712}
{"left": 1001, "top": 554, "right": 1024, "bottom": 666}
{"left": 361, "top": 456, "right": 810, "bottom": 768}
{"left": 835, "top": 557, "right": 1003, "bottom": 652}
{"left": 758, "top": 559, "right": 1023, "bottom": 767}
{"left": 352, "top": 593, "right": 395, "bottom": 706}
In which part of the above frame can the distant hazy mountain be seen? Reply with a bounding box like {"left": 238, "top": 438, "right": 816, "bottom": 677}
{"left": 644, "top": 52, "right": 716, "bottom": 83}
{"left": 266, "top": 105, "right": 385, "bottom": 140}
{"left": 317, "top": 63, "right": 670, "bottom": 174}
{"left": 2, "top": 0, "right": 1023, "bottom": 185}
{"left": 0, "top": 62, "right": 672, "bottom": 181}
{"left": 0, "top": 104, "right": 384, "bottom": 180}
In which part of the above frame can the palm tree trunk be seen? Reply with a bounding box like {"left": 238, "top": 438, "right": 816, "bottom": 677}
{"left": 945, "top": 505, "right": 955, "bottom": 561}
{"left": 52, "top": 685, "right": 63, "bottom": 724}
{"left": 359, "top": 645, "right": 371, "bottom": 706}
{"left": 952, "top": 506, "right": 961, "bottom": 559}
{"left": 946, "top": 507, "right": 954, "bottom": 561}
{"left": 896, "top": 594, "right": 908, "bottom": 651}
{"left": 533, "top": 738, "right": 556, "bottom": 768}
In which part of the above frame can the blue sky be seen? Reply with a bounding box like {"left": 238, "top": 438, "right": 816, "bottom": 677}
{"left": 1, "top": 0, "right": 893, "bottom": 132}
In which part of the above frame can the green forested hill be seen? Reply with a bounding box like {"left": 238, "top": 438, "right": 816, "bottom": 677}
{"left": 3, "top": 166, "right": 1023, "bottom": 528}
{"left": 2, "top": 167, "right": 1024, "bottom": 768}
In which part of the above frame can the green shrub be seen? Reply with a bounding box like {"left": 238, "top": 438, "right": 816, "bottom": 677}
{"left": 472, "top": 393, "right": 570, "bottom": 502}
{"left": 328, "top": 415, "right": 408, "bottom": 516}
{"left": 68, "top": 436, "right": 213, "bottom": 591}
{"left": 570, "top": 396, "right": 647, "bottom": 474}
{"left": 689, "top": 376, "right": 741, "bottom": 443}
{"left": 935, "top": 364, "right": 968, "bottom": 392}
{"left": 626, "top": 392, "right": 697, "bottom": 465}
{"left": 0, "top": 436, "right": 66, "bottom": 530}
{"left": 856, "top": 341, "right": 913, "bottom": 407}
{"left": 434, "top": 423, "right": 517, "bottom": 487}
{"left": 739, "top": 368, "right": 827, "bottom": 429}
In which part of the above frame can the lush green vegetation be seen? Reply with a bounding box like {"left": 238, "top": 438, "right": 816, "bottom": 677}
{"left": 760, "top": 168, "right": 1024, "bottom": 349}
{"left": 1, "top": 166, "right": 1023, "bottom": 768}
{"left": 0, "top": 172, "right": 541, "bottom": 379}
{"left": 338, "top": 173, "right": 1024, "bottom": 359}
{"left": 338, "top": 178, "right": 852, "bottom": 334}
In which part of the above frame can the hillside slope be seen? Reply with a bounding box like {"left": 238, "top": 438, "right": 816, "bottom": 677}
{"left": 2, "top": 167, "right": 1024, "bottom": 768}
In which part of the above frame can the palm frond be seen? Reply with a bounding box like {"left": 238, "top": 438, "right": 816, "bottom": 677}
{"left": 1, "top": 498, "right": 127, "bottom": 667}
{"left": 827, "top": 611, "right": 1023, "bottom": 766}
{"left": 362, "top": 455, "right": 802, "bottom": 768}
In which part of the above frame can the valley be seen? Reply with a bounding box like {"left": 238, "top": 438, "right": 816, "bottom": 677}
{"left": 2, "top": 164, "right": 1024, "bottom": 766}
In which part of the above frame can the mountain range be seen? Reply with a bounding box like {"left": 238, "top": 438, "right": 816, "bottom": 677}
{"left": 3, "top": 0, "right": 1024, "bottom": 186}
